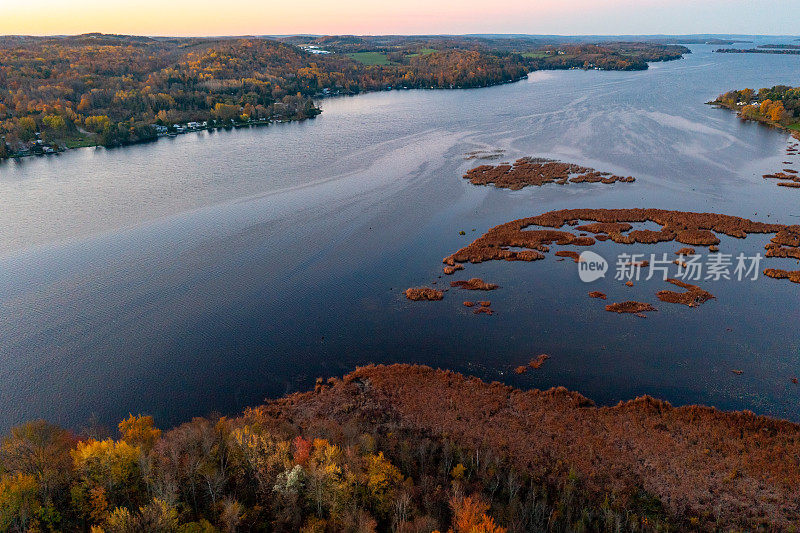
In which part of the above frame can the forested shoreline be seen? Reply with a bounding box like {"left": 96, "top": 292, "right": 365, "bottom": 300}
{"left": 0, "top": 364, "right": 798, "bottom": 532}
{"left": 711, "top": 84, "right": 800, "bottom": 135}
{"left": 715, "top": 48, "right": 800, "bottom": 55}
{"left": 0, "top": 34, "right": 687, "bottom": 160}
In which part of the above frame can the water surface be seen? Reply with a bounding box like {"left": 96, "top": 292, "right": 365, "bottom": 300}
{"left": 1, "top": 42, "right": 799, "bottom": 431}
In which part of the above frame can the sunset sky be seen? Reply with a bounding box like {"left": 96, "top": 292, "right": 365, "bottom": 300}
{"left": 3, "top": 0, "right": 798, "bottom": 36}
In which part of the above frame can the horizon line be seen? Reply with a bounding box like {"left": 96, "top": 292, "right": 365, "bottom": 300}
{"left": 1, "top": 31, "right": 798, "bottom": 39}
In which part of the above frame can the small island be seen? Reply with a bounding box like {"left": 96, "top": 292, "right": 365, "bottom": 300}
{"left": 463, "top": 157, "right": 635, "bottom": 190}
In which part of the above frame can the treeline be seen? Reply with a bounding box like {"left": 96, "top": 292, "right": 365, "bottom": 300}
{"left": 284, "top": 35, "right": 688, "bottom": 72}
{"left": 756, "top": 44, "right": 800, "bottom": 50}
{"left": 713, "top": 85, "right": 800, "bottom": 128}
{"left": 714, "top": 48, "right": 800, "bottom": 55}
{"left": 282, "top": 35, "right": 687, "bottom": 57}
{"left": 0, "top": 412, "right": 667, "bottom": 532}
{"left": 526, "top": 43, "right": 687, "bottom": 71}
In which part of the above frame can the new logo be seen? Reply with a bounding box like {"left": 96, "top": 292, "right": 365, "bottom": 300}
{"left": 577, "top": 251, "right": 608, "bottom": 282}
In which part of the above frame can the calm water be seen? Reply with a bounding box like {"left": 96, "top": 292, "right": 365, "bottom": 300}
{"left": 1, "top": 42, "right": 800, "bottom": 432}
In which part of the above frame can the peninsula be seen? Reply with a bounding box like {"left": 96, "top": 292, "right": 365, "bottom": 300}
{"left": 711, "top": 84, "right": 800, "bottom": 136}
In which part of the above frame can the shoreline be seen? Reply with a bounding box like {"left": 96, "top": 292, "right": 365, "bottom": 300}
{"left": 262, "top": 364, "right": 800, "bottom": 528}
{"left": 9, "top": 363, "right": 796, "bottom": 530}
{"left": 2, "top": 55, "right": 688, "bottom": 163}
{"left": 708, "top": 100, "right": 800, "bottom": 141}
{"left": 1, "top": 73, "right": 535, "bottom": 162}
{"left": 1, "top": 363, "right": 798, "bottom": 530}
{"left": 0, "top": 115, "right": 317, "bottom": 162}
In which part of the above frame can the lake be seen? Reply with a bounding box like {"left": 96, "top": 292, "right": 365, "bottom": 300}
{"left": 1, "top": 42, "right": 799, "bottom": 432}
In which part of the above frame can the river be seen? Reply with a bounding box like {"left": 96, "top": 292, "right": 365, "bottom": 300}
{"left": 1, "top": 41, "right": 799, "bottom": 431}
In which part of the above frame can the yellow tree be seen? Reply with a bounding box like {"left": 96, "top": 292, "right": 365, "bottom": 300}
{"left": 0, "top": 420, "right": 75, "bottom": 504}
{"left": 363, "top": 452, "right": 403, "bottom": 518}
{"left": 213, "top": 103, "right": 241, "bottom": 122}
{"left": 118, "top": 415, "right": 161, "bottom": 453}
{"left": 305, "top": 439, "right": 346, "bottom": 518}
{"left": 41, "top": 114, "right": 66, "bottom": 134}
{"left": 768, "top": 102, "right": 787, "bottom": 122}
{"left": 84, "top": 116, "right": 112, "bottom": 133}
{"left": 71, "top": 438, "right": 144, "bottom": 523}
{"left": 0, "top": 473, "right": 40, "bottom": 532}
{"left": 740, "top": 104, "right": 758, "bottom": 119}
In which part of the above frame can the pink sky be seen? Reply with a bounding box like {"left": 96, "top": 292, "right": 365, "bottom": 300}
{"left": 2, "top": 0, "right": 797, "bottom": 36}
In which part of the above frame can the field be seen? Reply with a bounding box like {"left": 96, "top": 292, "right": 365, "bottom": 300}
{"left": 522, "top": 51, "right": 550, "bottom": 58}
{"left": 347, "top": 51, "right": 392, "bottom": 65}
{"left": 407, "top": 47, "right": 436, "bottom": 57}
{"left": 64, "top": 136, "right": 99, "bottom": 149}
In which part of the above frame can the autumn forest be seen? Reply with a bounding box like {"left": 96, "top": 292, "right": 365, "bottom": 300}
{"left": 713, "top": 84, "right": 800, "bottom": 133}
{"left": 2, "top": 365, "right": 798, "bottom": 532}
{"left": 0, "top": 34, "right": 688, "bottom": 159}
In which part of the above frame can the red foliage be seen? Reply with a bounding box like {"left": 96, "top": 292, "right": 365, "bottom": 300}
{"left": 763, "top": 268, "right": 800, "bottom": 283}
{"left": 442, "top": 208, "right": 800, "bottom": 287}
{"left": 293, "top": 435, "right": 311, "bottom": 465}
{"left": 554, "top": 250, "right": 581, "bottom": 262}
{"left": 443, "top": 264, "right": 464, "bottom": 275}
{"left": 529, "top": 354, "right": 550, "bottom": 369}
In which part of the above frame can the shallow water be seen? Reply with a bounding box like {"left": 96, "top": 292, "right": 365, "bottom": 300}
{"left": 1, "top": 42, "right": 799, "bottom": 431}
